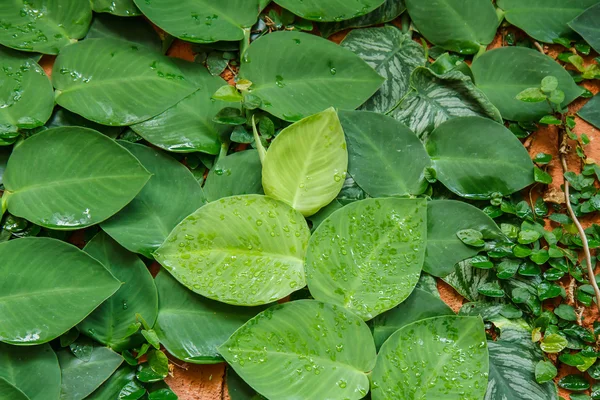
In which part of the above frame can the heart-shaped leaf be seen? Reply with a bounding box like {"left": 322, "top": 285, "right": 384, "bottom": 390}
{"left": 339, "top": 110, "right": 431, "bottom": 197}
{"left": 79, "top": 232, "right": 158, "bottom": 351}
{"left": 219, "top": 300, "right": 377, "bottom": 400}
{"left": 371, "top": 315, "right": 489, "bottom": 399}
{"left": 92, "top": 0, "right": 140, "bottom": 16}
{"left": 262, "top": 108, "right": 348, "bottom": 216}
{"left": 426, "top": 116, "right": 534, "bottom": 199}
{"left": 101, "top": 142, "right": 206, "bottom": 258}
{"left": 578, "top": 93, "right": 600, "bottom": 130}
{"left": 0, "top": 378, "right": 29, "bottom": 400}
{"left": 0, "top": 238, "right": 120, "bottom": 345}
{"left": 2, "top": 127, "right": 151, "bottom": 229}
{"left": 0, "top": 0, "right": 92, "bottom": 54}
{"left": 274, "top": 0, "right": 384, "bottom": 21}
{"left": 155, "top": 195, "right": 310, "bottom": 306}
{"left": 569, "top": 3, "right": 600, "bottom": 54}
{"left": 0, "top": 343, "right": 61, "bottom": 400}
{"left": 471, "top": 47, "right": 583, "bottom": 122}
{"left": 154, "top": 270, "right": 266, "bottom": 364}
{"left": 405, "top": 0, "right": 498, "bottom": 54}
{"left": 53, "top": 38, "right": 196, "bottom": 125}
{"left": 319, "top": 0, "right": 406, "bottom": 38}
{"left": 306, "top": 198, "right": 426, "bottom": 320}
{"left": 239, "top": 31, "right": 384, "bottom": 121}
{"left": 204, "top": 150, "right": 264, "bottom": 202}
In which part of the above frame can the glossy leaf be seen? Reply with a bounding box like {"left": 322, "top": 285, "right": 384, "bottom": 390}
{"left": 154, "top": 271, "right": 266, "bottom": 364}
{"left": 0, "top": 378, "right": 28, "bottom": 400}
{"left": 472, "top": 47, "right": 584, "bottom": 122}
{"left": 204, "top": 150, "right": 263, "bottom": 202}
{"left": 426, "top": 117, "right": 535, "bottom": 199}
{"left": 219, "top": 300, "right": 377, "bottom": 400}
{"left": 45, "top": 108, "right": 122, "bottom": 138}
{"left": 0, "top": 47, "right": 54, "bottom": 135}
{"left": 443, "top": 260, "right": 496, "bottom": 302}
{"left": 274, "top": 0, "right": 384, "bottom": 21}
{"left": 86, "top": 14, "right": 161, "bottom": 52}
{"left": 389, "top": 67, "right": 502, "bottom": 139}
{"left": 319, "top": 0, "right": 406, "bottom": 38}
{"left": 425, "top": 200, "right": 503, "bottom": 277}
{"left": 371, "top": 288, "right": 454, "bottom": 350}
{"left": 498, "top": 0, "right": 599, "bottom": 43}
{"left": 579, "top": 93, "right": 600, "bottom": 130}
{"left": 155, "top": 195, "right": 310, "bottom": 306}
{"left": 227, "top": 367, "right": 266, "bottom": 400}
{"left": 306, "top": 198, "right": 426, "bottom": 320}
{"left": 0, "top": 238, "right": 120, "bottom": 345}
{"left": 92, "top": 0, "right": 140, "bottom": 16}
{"left": 53, "top": 38, "right": 196, "bottom": 125}
{"left": 0, "top": 343, "right": 61, "bottom": 400}
{"left": 339, "top": 110, "right": 431, "bottom": 197}
{"left": 340, "top": 26, "right": 425, "bottom": 114}
{"left": 87, "top": 366, "right": 143, "bottom": 400}
{"left": 133, "top": 0, "right": 262, "bottom": 42}
{"left": 0, "top": 0, "right": 92, "bottom": 54}
{"left": 101, "top": 142, "right": 206, "bottom": 258}
{"left": 57, "top": 346, "right": 123, "bottom": 400}
{"left": 262, "top": 108, "right": 348, "bottom": 217}
{"left": 371, "top": 315, "right": 488, "bottom": 400}
{"left": 239, "top": 31, "right": 384, "bottom": 121}
{"left": 79, "top": 232, "right": 158, "bottom": 350}
{"left": 409, "top": 0, "right": 497, "bottom": 53}
{"left": 569, "top": 3, "right": 600, "bottom": 54}
{"left": 2, "top": 127, "right": 151, "bottom": 229}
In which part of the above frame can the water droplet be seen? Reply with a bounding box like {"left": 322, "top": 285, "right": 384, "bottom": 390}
{"left": 275, "top": 75, "right": 285, "bottom": 88}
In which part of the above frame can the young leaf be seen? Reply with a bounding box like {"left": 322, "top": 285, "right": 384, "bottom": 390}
{"left": 535, "top": 360, "right": 558, "bottom": 384}
{"left": 516, "top": 88, "right": 547, "bottom": 103}
{"left": 540, "top": 334, "right": 568, "bottom": 353}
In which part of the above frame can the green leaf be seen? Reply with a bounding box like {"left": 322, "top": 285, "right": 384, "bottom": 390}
{"left": 306, "top": 198, "right": 426, "bottom": 320}
{"left": 338, "top": 110, "right": 431, "bottom": 197}
{"left": 57, "top": 346, "right": 123, "bottom": 400}
{"left": 340, "top": 27, "right": 425, "bottom": 114}
{"left": 443, "top": 260, "right": 496, "bottom": 302}
{"left": 405, "top": 0, "right": 498, "bottom": 54}
{"left": 516, "top": 88, "right": 547, "bottom": 103}
{"left": 478, "top": 282, "right": 506, "bottom": 298}
{"left": 92, "top": 0, "right": 140, "bottom": 16}
{"left": 371, "top": 316, "right": 488, "bottom": 399}
{"left": 154, "top": 271, "right": 266, "bottom": 364}
{"left": 498, "top": 0, "right": 599, "bottom": 43}
{"left": 147, "top": 350, "right": 168, "bottom": 378}
{"left": 456, "top": 229, "right": 485, "bottom": 247}
{"left": 226, "top": 367, "right": 266, "bottom": 400}
{"left": 79, "top": 232, "right": 158, "bottom": 351}
{"left": 0, "top": 47, "right": 54, "bottom": 135}
{"left": 0, "top": 378, "right": 29, "bottom": 400}
{"left": 540, "top": 333, "right": 568, "bottom": 353}
{"left": 389, "top": 67, "right": 502, "bottom": 140}
{"left": 0, "top": 343, "right": 61, "bottom": 400}
{"left": 318, "top": 0, "right": 406, "bottom": 38}
{"left": 371, "top": 288, "right": 454, "bottom": 350}
{"left": 273, "top": 0, "right": 384, "bottom": 21}
{"left": 101, "top": 142, "right": 206, "bottom": 258}
{"left": 539, "top": 115, "right": 562, "bottom": 125}
{"left": 133, "top": 0, "right": 261, "bottom": 42}
{"left": 472, "top": 47, "right": 584, "bottom": 122}
{"left": 239, "top": 31, "right": 384, "bottom": 122}
{"left": 541, "top": 76, "right": 559, "bottom": 93}
{"left": 0, "top": 1, "right": 92, "bottom": 54}
{"left": 219, "top": 300, "right": 376, "bottom": 400}
{"left": 155, "top": 195, "right": 310, "bottom": 306}
{"left": 204, "top": 150, "right": 263, "bottom": 202}
{"left": 535, "top": 360, "right": 558, "bottom": 384}
{"left": 87, "top": 366, "right": 144, "bottom": 400}
{"left": 262, "top": 108, "right": 347, "bottom": 217}
{"left": 569, "top": 3, "right": 600, "bottom": 54}
{"left": 558, "top": 374, "right": 590, "bottom": 391}
{"left": 534, "top": 167, "right": 553, "bottom": 184}
{"left": 86, "top": 14, "right": 161, "bottom": 53}
{"left": 579, "top": 94, "right": 600, "bottom": 130}
{"left": 0, "top": 238, "right": 120, "bottom": 345}
{"left": 3, "top": 127, "right": 150, "bottom": 229}
{"left": 213, "top": 85, "right": 243, "bottom": 102}
{"left": 53, "top": 38, "right": 196, "bottom": 125}
{"left": 426, "top": 117, "right": 534, "bottom": 199}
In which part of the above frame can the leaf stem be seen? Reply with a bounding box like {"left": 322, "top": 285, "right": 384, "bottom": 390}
{"left": 251, "top": 115, "right": 266, "bottom": 164}
{"left": 0, "top": 192, "right": 7, "bottom": 220}
{"left": 240, "top": 28, "right": 252, "bottom": 59}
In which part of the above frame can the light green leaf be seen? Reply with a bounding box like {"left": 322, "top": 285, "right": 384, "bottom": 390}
{"left": 133, "top": 0, "right": 261, "bottom": 42}
{"left": 239, "top": 31, "right": 384, "bottom": 121}
{"left": 155, "top": 195, "right": 310, "bottom": 306}
{"left": 274, "top": 0, "right": 384, "bottom": 21}
{"left": 53, "top": 38, "right": 196, "bottom": 126}
{"left": 87, "top": 366, "right": 143, "bottom": 400}
{"left": 426, "top": 116, "right": 534, "bottom": 199}
{"left": 263, "top": 108, "right": 348, "bottom": 217}
{"left": 371, "top": 288, "right": 454, "bottom": 350}
{"left": 204, "top": 150, "right": 263, "bottom": 202}
{"left": 340, "top": 27, "right": 426, "bottom": 114}
{"left": 405, "top": 0, "right": 498, "bottom": 54}
{"left": 472, "top": 47, "right": 584, "bottom": 122}
{"left": 425, "top": 200, "right": 503, "bottom": 277}
{"left": 86, "top": 14, "right": 161, "bottom": 52}
{"left": 0, "top": 47, "right": 54, "bottom": 135}
{"left": 578, "top": 93, "right": 600, "bottom": 130}
{"left": 101, "top": 142, "right": 206, "bottom": 258}
{"left": 443, "top": 259, "right": 496, "bottom": 302}
{"left": 154, "top": 271, "right": 266, "bottom": 364}
{"left": 339, "top": 110, "right": 431, "bottom": 197}
{"left": 58, "top": 346, "right": 123, "bottom": 400}
{"left": 0, "top": 238, "right": 120, "bottom": 345}
{"left": 3, "top": 127, "right": 151, "bottom": 229}
{"left": 306, "top": 198, "right": 426, "bottom": 320}
{"left": 92, "top": 0, "right": 140, "bottom": 16}
{"left": 0, "top": 343, "right": 60, "bottom": 400}
{"left": 0, "top": 0, "right": 92, "bottom": 54}
{"left": 389, "top": 67, "right": 502, "bottom": 140}
{"left": 79, "top": 232, "right": 158, "bottom": 351}
{"left": 219, "top": 300, "right": 376, "bottom": 400}
{"left": 540, "top": 334, "right": 568, "bottom": 353}
{"left": 569, "top": 3, "right": 600, "bottom": 54}
{"left": 371, "top": 315, "right": 489, "bottom": 400}
{"left": 0, "top": 378, "right": 29, "bottom": 400}
{"left": 319, "top": 0, "right": 406, "bottom": 38}
{"left": 498, "top": 0, "right": 599, "bottom": 43}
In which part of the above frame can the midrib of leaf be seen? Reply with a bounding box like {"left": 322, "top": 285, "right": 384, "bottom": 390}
{"left": 289, "top": 131, "right": 319, "bottom": 210}
{"left": 255, "top": 76, "right": 382, "bottom": 92}
{"left": 175, "top": 247, "right": 303, "bottom": 264}
{"left": 7, "top": 173, "right": 148, "bottom": 195}
{"left": 0, "top": 285, "right": 108, "bottom": 303}
{"left": 434, "top": 0, "right": 479, "bottom": 42}
{"left": 57, "top": 75, "right": 191, "bottom": 96}
{"left": 432, "top": 156, "right": 531, "bottom": 173}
